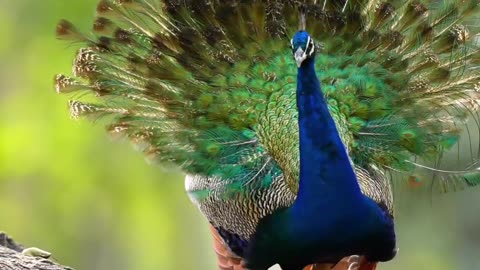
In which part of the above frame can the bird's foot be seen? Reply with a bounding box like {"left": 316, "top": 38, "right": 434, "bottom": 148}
{"left": 330, "top": 255, "right": 361, "bottom": 270}
{"left": 346, "top": 255, "right": 361, "bottom": 270}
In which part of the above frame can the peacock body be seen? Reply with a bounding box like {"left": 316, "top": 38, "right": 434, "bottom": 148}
{"left": 55, "top": 0, "right": 480, "bottom": 269}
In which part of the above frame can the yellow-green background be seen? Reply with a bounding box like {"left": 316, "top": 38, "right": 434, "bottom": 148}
{"left": 0, "top": 1, "right": 479, "bottom": 269}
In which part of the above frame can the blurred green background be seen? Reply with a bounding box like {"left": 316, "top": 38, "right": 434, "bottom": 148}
{"left": 0, "top": 1, "right": 479, "bottom": 270}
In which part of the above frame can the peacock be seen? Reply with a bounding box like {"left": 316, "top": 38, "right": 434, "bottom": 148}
{"left": 55, "top": 0, "right": 480, "bottom": 269}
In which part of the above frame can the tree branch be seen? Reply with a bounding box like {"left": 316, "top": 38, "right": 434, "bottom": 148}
{"left": 0, "top": 232, "right": 72, "bottom": 270}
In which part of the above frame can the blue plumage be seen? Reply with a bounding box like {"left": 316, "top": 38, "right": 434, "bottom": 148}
{"left": 293, "top": 31, "right": 361, "bottom": 202}
{"left": 246, "top": 32, "right": 397, "bottom": 270}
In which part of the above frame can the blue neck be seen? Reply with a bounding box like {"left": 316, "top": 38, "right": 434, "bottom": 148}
{"left": 294, "top": 57, "right": 361, "bottom": 206}
{"left": 244, "top": 57, "right": 397, "bottom": 269}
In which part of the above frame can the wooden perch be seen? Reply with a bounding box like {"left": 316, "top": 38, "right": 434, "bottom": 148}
{"left": 0, "top": 232, "right": 72, "bottom": 270}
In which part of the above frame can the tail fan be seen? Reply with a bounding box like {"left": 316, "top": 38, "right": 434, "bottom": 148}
{"left": 56, "top": 0, "right": 480, "bottom": 195}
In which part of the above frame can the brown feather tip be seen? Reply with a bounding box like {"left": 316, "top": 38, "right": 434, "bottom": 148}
{"left": 114, "top": 28, "right": 132, "bottom": 44}
{"left": 73, "top": 48, "right": 99, "bottom": 79}
{"left": 68, "top": 100, "right": 94, "bottom": 119}
{"left": 93, "top": 17, "right": 114, "bottom": 34}
{"left": 97, "top": 0, "right": 114, "bottom": 15}
{"left": 56, "top": 20, "right": 84, "bottom": 41}
{"left": 54, "top": 74, "right": 85, "bottom": 94}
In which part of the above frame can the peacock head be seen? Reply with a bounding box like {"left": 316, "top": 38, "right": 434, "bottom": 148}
{"left": 291, "top": 31, "right": 316, "bottom": 67}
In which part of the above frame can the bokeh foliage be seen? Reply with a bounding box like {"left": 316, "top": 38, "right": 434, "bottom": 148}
{"left": 0, "top": 1, "right": 479, "bottom": 269}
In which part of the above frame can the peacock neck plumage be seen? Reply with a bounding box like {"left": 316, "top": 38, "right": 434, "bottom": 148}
{"left": 294, "top": 55, "right": 361, "bottom": 208}
{"left": 247, "top": 32, "right": 396, "bottom": 270}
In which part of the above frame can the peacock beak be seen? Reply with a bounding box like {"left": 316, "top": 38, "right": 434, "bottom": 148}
{"left": 294, "top": 47, "right": 307, "bottom": 67}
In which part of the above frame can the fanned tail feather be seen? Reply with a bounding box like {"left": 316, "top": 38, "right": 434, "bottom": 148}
{"left": 56, "top": 0, "right": 480, "bottom": 192}
{"left": 56, "top": 1, "right": 480, "bottom": 268}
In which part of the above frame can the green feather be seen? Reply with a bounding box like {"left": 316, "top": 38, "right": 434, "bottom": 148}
{"left": 56, "top": 0, "right": 480, "bottom": 204}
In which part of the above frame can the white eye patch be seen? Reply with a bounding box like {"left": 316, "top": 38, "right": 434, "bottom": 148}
{"left": 306, "top": 37, "right": 315, "bottom": 56}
